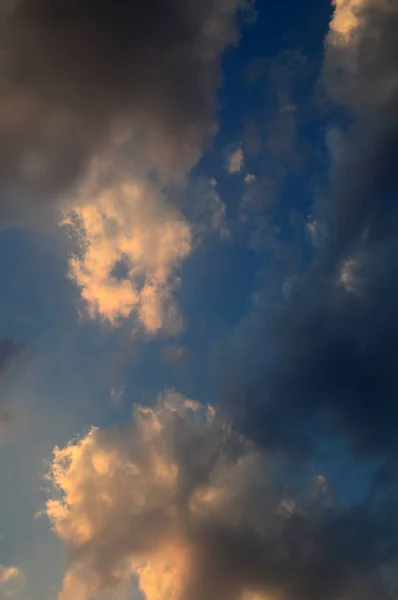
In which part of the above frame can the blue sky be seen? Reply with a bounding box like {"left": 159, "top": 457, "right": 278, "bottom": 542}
{"left": 1, "top": 1, "right": 398, "bottom": 599}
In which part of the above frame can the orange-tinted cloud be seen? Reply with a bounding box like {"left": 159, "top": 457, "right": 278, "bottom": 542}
{"left": 45, "top": 391, "right": 393, "bottom": 600}
{"left": 63, "top": 157, "right": 191, "bottom": 332}
{"left": 0, "top": 565, "right": 25, "bottom": 599}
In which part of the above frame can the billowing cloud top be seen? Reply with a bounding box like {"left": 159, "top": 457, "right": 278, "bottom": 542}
{"left": 46, "top": 392, "right": 395, "bottom": 600}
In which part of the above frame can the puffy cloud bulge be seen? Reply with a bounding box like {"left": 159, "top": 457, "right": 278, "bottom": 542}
{"left": 63, "top": 158, "right": 192, "bottom": 331}
{"left": 46, "top": 392, "right": 396, "bottom": 600}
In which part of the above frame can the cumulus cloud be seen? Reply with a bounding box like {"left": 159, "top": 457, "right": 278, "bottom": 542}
{"left": 62, "top": 157, "right": 191, "bottom": 332}
{"left": 46, "top": 392, "right": 396, "bottom": 600}
{"left": 0, "top": 1, "right": 253, "bottom": 329}
{"left": 0, "top": 0, "right": 253, "bottom": 224}
{"left": 226, "top": 145, "right": 244, "bottom": 173}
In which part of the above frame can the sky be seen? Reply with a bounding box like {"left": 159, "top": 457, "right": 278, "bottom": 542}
{"left": 1, "top": 0, "right": 398, "bottom": 599}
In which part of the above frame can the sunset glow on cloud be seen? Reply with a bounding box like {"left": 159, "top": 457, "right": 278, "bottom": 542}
{"left": 63, "top": 160, "right": 191, "bottom": 332}
{"left": 1, "top": 0, "right": 398, "bottom": 598}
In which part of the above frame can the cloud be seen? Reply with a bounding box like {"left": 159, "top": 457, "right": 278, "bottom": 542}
{"left": 62, "top": 157, "right": 191, "bottom": 332}
{"left": 0, "top": 565, "right": 25, "bottom": 599}
{"left": 323, "top": 0, "right": 398, "bottom": 248}
{"left": 181, "top": 177, "right": 229, "bottom": 241}
{"left": 46, "top": 392, "right": 396, "bottom": 600}
{"left": 238, "top": 50, "right": 310, "bottom": 255}
{"left": 0, "top": 0, "right": 252, "bottom": 225}
{"left": 0, "top": 566, "right": 23, "bottom": 585}
{"left": 219, "top": 1, "right": 398, "bottom": 510}
{"left": 0, "top": 1, "right": 253, "bottom": 330}
{"left": 226, "top": 145, "right": 244, "bottom": 173}
{"left": 244, "top": 174, "right": 256, "bottom": 184}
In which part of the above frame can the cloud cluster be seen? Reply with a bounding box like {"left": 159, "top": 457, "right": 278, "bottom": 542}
{"left": 46, "top": 392, "right": 396, "bottom": 600}
{"left": 228, "top": 0, "right": 398, "bottom": 458}
{"left": 1, "top": 0, "right": 252, "bottom": 330}
{"left": 0, "top": 0, "right": 251, "bottom": 223}
{"left": 212, "top": 8, "right": 398, "bottom": 597}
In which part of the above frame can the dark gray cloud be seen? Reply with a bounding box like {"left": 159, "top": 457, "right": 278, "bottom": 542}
{"left": 229, "top": 0, "right": 398, "bottom": 461}
{"left": 228, "top": 241, "right": 398, "bottom": 458}
{"left": 220, "top": 3, "right": 398, "bottom": 596}
{"left": 323, "top": 0, "right": 398, "bottom": 251}
{"left": 0, "top": 0, "right": 249, "bottom": 224}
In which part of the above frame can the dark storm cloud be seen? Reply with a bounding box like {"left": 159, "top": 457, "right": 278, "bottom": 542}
{"left": 229, "top": 0, "right": 398, "bottom": 459}
{"left": 0, "top": 0, "right": 249, "bottom": 223}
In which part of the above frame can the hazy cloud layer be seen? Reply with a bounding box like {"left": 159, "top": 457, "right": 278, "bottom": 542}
{"left": 46, "top": 392, "right": 396, "bottom": 600}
